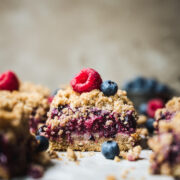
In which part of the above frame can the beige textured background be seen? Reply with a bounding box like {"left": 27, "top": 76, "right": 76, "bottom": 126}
{"left": 0, "top": 0, "right": 180, "bottom": 90}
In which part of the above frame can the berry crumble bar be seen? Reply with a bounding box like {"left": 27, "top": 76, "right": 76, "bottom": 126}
{"left": 0, "top": 71, "right": 50, "bottom": 134}
{"left": 148, "top": 111, "right": 180, "bottom": 177}
{"left": 0, "top": 92, "right": 50, "bottom": 179}
{"left": 45, "top": 68, "right": 139, "bottom": 151}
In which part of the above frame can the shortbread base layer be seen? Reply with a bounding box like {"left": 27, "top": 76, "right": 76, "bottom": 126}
{"left": 49, "top": 133, "right": 139, "bottom": 151}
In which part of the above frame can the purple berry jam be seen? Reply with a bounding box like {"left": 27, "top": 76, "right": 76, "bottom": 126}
{"left": 46, "top": 105, "right": 137, "bottom": 141}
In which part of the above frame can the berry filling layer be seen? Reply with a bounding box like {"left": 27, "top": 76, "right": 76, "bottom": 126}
{"left": 29, "top": 108, "right": 48, "bottom": 134}
{"left": 46, "top": 105, "right": 137, "bottom": 142}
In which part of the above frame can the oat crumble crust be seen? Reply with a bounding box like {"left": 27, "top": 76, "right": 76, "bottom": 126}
{"left": 51, "top": 86, "right": 135, "bottom": 113}
{"left": 149, "top": 111, "right": 180, "bottom": 177}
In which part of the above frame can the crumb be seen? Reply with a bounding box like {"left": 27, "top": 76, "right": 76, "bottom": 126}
{"left": 58, "top": 157, "right": 62, "bottom": 161}
{"left": 88, "top": 151, "right": 95, "bottom": 157}
{"left": 76, "top": 151, "right": 84, "bottom": 158}
{"left": 137, "top": 115, "right": 147, "bottom": 125}
{"left": 48, "top": 150, "right": 59, "bottom": 159}
{"left": 75, "top": 161, "right": 80, "bottom": 165}
{"left": 114, "top": 156, "right": 121, "bottom": 162}
{"left": 121, "top": 169, "right": 129, "bottom": 179}
{"left": 67, "top": 148, "right": 77, "bottom": 161}
{"left": 61, "top": 153, "right": 65, "bottom": 156}
{"left": 120, "top": 145, "right": 142, "bottom": 161}
{"left": 106, "top": 175, "right": 116, "bottom": 180}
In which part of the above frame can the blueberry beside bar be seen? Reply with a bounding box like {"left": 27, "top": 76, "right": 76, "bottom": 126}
{"left": 0, "top": 92, "right": 49, "bottom": 179}
{"left": 45, "top": 68, "right": 139, "bottom": 151}
{"left": 0, "top": 71, "right": 50, "bottom": 134}
{"left": 148, "top": 111, "right": 180, "bottom": 177}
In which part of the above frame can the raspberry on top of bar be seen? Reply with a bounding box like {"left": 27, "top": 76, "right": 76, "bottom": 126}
{"left": 149, "top": 111, "right": 180, "bottom": 177}
{"left": 0, "top": 70, "right": 50, "bottom": 134}
{"left": 154, "top": 97, "right": 180, "bottom": 129}
{"left": 45, "top": 68, "right": 139, "bottom": 151}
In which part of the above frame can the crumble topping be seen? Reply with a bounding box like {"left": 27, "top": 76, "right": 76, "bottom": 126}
{"left": 51, "top": 86, "right": 135, "bottom": 113}
{"left": 0, "top": 82, "right": 50, "bottom": 133}
{"left": 20, "top": 82, "right": 50, "bottom": 97}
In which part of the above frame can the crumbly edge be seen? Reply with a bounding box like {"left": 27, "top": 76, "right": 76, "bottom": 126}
{"left": 51, "top": 86, "right": 135, "bottom": 114}
{"left": 149, "top": 111, "right": 180, "bottom": 176}
{"left": 48, "top": 132, "right": 140, "bottom": 152}
{"left": 155, "top": 97, "right": 180, "bottom": 120}
{"left": 0, "top": 89, "right": 49, "bottom": 127}
{"left": 148, "top": 132, "right": 180, "bottom": 177}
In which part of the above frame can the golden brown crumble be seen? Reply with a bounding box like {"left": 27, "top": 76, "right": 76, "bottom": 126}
{"left": 20, "top": 82, "right": 50, "bottom": 97}
{"left": 0, "top": 82, "right": 49, "bottom": 131}
{"left": 155, "top": 97, "right": 180, "bottom": 123}
{"left": 51, "top": 86, "right": 135, "bottom": 113}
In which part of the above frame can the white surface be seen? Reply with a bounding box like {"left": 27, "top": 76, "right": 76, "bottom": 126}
{"left": 24, "top": 150, "right": 174, "bottom": 180}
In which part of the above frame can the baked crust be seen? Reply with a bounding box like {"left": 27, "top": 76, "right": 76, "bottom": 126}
{"left": 49, "top": 132, "right": 139, "bottom": 151}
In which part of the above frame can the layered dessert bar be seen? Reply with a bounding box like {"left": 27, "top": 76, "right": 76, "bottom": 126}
{"left": 0, "top": 91, "right": 50, "bottom": 179}
{"left": 154, "top": 97, "right": 180, "bottom": 129}
{"left": 0, "top": 71, "right": 50, "bottom": 134}
{"left": 148, "top": 111, "right": 180, "bottom": 177}
{"left": 45, "top": 68, "right": 139, "bottom": 151}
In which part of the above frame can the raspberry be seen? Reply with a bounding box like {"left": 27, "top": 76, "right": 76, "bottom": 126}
{"left": 48, "top": 96, "right": 53, "bottom": 104}
{"left": 0, "top": 71, "right": 19, "bottom": 91}
{"left": 70, "top": 68, "right": 102, "bottom": 93}
{"left": 147, "top": 99, "right": 164, "bottom": 118}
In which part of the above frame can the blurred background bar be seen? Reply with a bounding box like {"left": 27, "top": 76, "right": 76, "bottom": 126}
{"left": 0, "top": 0, "right": 180, "bottom": 90}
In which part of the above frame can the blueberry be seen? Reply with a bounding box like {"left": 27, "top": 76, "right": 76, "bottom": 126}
{"left": 144, "top": 79, "right": 157, "bottom": 92}
{"left": 122, "top": 81, "right": 134, "bottom": 91}
{"left": 36, "top": 135, "right": 49, "bottom": 152}
{"left": 139, "top": 103, "right": 147, "bottom": 115}
{"left": 134, "top": 77, "right": 146, "bottom": 88}
{"left": 146, "top": 118, "right": 155, "bottom": 133}
{"left": 51, "top": 88, "right": 60, "bottom": 96}
{"left": 100, "top": 81, "right": 118, "bottom": 96}
{"left": 101, "top": 141, "right": 120, "bottom": 159}
{"left": 155, "top": 84, "right": 169, "bottom": 94}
